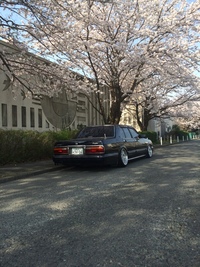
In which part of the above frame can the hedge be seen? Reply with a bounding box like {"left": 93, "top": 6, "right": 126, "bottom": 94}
{"left": 139, "top": 131, "right": 157, "bottom": 144}
{"left": 0, "top": 129, "right": 78, "bottom": 165}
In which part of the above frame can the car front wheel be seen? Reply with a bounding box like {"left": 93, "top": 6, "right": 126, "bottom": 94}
{"left": 146, "top": 145, "right": 153, "bottom": 158}
{"left": 118, "top": 148, "right": 129, "bottom": 167}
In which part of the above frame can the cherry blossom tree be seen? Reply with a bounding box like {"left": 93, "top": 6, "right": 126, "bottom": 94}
{"left": 172, "top": 100, "right": 200, "bottom": 131}
{"left": 0, "top": 0, "right": 200, "bottom": 124}
{"left": 0, "top": 1, "right": 85, "bottom": 98}
{"left": 125, "top": 66, "right": 200, "bottom": 130}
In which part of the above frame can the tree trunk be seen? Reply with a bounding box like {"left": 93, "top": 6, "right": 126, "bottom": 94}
{"left": 109, "top": 100, "right": 122, "bottom": 124}
{"left": 143, "top": 109, "right": 149, "bottom": 131}
{"left": 135, "top": 104, "right": 150, "bottom": 131}
{"left": 107, "top": 85, "right": 123, "bottom": 124}
{"left": 135, "top": 104, "right": 144, "bottom": 131}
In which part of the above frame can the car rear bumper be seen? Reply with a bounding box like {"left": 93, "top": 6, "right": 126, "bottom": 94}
{"left": 53, "top": 153, "right": 117, "bottom": 166}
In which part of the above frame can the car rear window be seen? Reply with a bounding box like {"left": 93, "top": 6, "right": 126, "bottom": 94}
{"left": 77, "top": 126, "right": 115, "bottom": 138}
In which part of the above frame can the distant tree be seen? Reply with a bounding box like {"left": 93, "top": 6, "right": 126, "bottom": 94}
{"left": 125, "top": 72, "right": 200, "bottom": 131}
{"left": 172, "top": 100, "right": 200, "bottom": 131}
{"left": 0, "top": 0, "right": 200, "bottom": 124}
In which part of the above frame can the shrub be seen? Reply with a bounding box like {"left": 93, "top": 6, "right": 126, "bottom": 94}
{"left": 139, "top": 131, "right": 157, "bottom": 144}
{"left": 0, "top": 129, "right": 79, "bottom": 166}
{"left": 167, "top": 127, "right": 189, "bottom": 140}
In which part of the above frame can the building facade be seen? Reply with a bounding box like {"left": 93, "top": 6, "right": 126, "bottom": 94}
{"left": 0, "top": 40, "right": 109, "bottom": 132}
{"left": 120, "top": 104, "right": 174, "bottom": 136}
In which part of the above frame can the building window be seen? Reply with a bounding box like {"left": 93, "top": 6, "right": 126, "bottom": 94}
{"left": 38, "top": 109, "right": 42, "bottom": 128}
{"left": 46, "top": 120, "right": 50, "bottom": 128}
{"left": 2, "top": 104, "right": 7, "bottom": 127}
{"left": 21, "top": 106, "right": 26, "bottom": 127}
{"left": 12, "top": 105, "right": 17, "bottom": 127}
{"left": 30, "top": 107, "right": 35, "bottom": 127}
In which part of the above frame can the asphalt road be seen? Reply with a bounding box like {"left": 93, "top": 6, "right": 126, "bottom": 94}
{"left": 0, "top": 141, "right": 200, "bottom": 267}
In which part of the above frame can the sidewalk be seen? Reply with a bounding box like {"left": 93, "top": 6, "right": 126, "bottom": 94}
{"left": 0, "top": 160, "right": 66, "bottom": 184}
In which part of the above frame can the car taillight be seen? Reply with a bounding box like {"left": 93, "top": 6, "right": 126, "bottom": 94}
{"left": 85, "top": 145, "right": 105, "bottom": 154}
{"left": 54, "top": 147, "right": 68, "bottom": 155}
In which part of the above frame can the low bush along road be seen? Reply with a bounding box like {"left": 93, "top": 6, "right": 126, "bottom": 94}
{"left": 0, "top": 140, "right": 200, "bottom": 267}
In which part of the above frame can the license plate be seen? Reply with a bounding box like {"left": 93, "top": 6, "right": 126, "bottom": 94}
{"left": 71, "top": 148, "right": 84, "bottom": 155}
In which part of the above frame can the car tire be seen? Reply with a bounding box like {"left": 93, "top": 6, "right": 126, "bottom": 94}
{"left": 118, "top": 148, "right": 129, "bottom": 167}
{"left": 146, "top": 145, "right": 153, "bottom": 158}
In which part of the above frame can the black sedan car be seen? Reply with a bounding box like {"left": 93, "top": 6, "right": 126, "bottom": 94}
{"left": 53, "top": 125, "right": 153, "bottom": 167}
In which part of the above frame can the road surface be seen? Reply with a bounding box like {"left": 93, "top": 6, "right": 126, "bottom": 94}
{"left": 0, "top": 141, "right": 200, "bottom": 267}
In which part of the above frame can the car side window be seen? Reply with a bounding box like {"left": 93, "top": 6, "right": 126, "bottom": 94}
{"left": 129, "top": 128, "right": 138, "bottom": 138}
{"left": 122, "top": 127, "right": 132, "bottom": 138}
{"left": 118, "top": 127, "right": 125, "bottom": 138}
